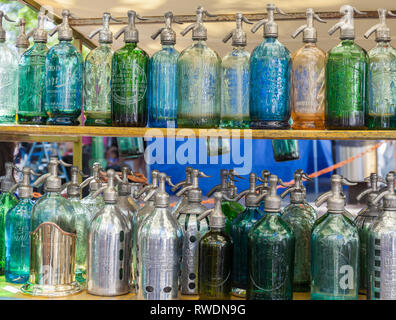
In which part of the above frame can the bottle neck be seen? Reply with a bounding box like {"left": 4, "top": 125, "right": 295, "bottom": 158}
{"left": 264, "top": 36, "right": 278, "bottom": 42}
{"left": 161, "top": 44, "right": 174, "bottom": 50}
{"left": 210, "top": 226, "right": 223, "bottom": 232}
{"left": 193, "top": 39, "right": 206, "bottom": 46}
{"left": 124, "top": 42, "right": 137, "bottom": 48}
{"left": 340, "top": 39, "right": 355, "bottom": 46}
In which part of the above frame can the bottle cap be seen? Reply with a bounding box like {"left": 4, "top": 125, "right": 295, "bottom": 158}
{"left": 27, "top": 8, "right": 52, "bottom": 43}
{"left": 172, "top": 166, "right": 193, "bottom": 193}
{"left": 176, "top": 169, "right": 210, "bottom": 202}
{"left": 154, "top": 173, "right": 174, "bottom": 208}
{"left": 264, "top": 174, "right": 286, "bottom": 212}
{"left": 291, "top": 8, "right": 326, "bottom": 43}
{"left": 356, "top": 173, "right": 386, "bottom": 205}
{"left": 62, "top": 166, "right": 86, "bottom": 198}
{"left": 151, "top": 11, "right": 183, "bottom": 45}
{"left": 373, "top": 171, "right": 396, "bottom": 210}
{"left": 181, "top": 6, "right": 216, "bottom": 41}
{"left": 328, "top": 5, "right": 365, "bottom": 40}
{"left": 9, "top": 167, "right": 39, "bottom": 199}
{"left": 135, "top": 170, "right": 160, "bottom": 202}
{"left": 93, "top": 169, "right": 118, "bottom": 203}
{"left": 115, "top": 10, "right": 148, "bottom": 43}
{"left": 0, "top": 11, "right": 16, "bottom": 41}
{"left": 33, "top": 156, "right": 72, "bottom": 192}
{"left": 16, "top": 19, "right": 30, "bottom": 48}
{"left": 315, "top": 174, "right": 357, "bottom": 213}
{"left": 223, "top": 13, "right": 253, "bottom": 47}
{"left": 251, "top": 3, "right": 287, "bottom": 38}
{"left": 80, "top": 162, "right": 105, "bottom": 192}
{"left": 281, "top": 169, "right": 312, "bottom": 203}
{"left": 364, "top": 8, "right": 396, "bottom": 42}
{"left": 49, "top": 9, "right": 75, "bottom": 41}
{"left": 198, "top": 192, "right": 226, "bottom": 228}
{"left": 89, "top": 12, "right": 120, "bottom": 44}
{"left": 115, "top": 165, "right": 133, "bottom": 196}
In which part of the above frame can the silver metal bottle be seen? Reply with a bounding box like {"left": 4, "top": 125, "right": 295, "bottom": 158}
{"left": 137, "top": 173, "right": 183, "bottom": 300}
{"left": 176, "top": 169, "right": 210, "bottom": 295}
{"left": 87, "top": 169, "right": 132, "bottom": 296}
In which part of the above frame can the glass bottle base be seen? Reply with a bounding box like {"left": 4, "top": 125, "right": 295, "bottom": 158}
{"left": 112, "top": 121, "right": 147, "bottom": 127}
{"left": 47, "top": 116, "right": 80, "bottom": 126}
{"left": 17, "top": 114, "right": 47, "bottom": 125}
{"left": 250, "top": 120, "right": 290, "bottom": 129}
{"left": 326, "top": 117, "right": 366, "bottom": 130}
{"left": 310, "top": 292, "right": 358, "bottom": 300}
{"left": 231, "top": 287, "right": 246, "bottom": 298}
{"left": 177, "top": 118, "right": 220, "bottom": 128}
{"left": 75, "top": 269, "right": 87, "bottom": 285}
{"left": 148, "top": 119, "right": 177, "bottom": 128}
{"left": 293, "top": 282, "right": 310, "bottom": 292}
{"left": 220, "top": 119, "right": 250, "bottom": 129}
{"left": 367, "top": 115, "right": 396, "bottom": 130}
{"left": 5, "top": 273, "right": 29, "bottom": 284}
{"left": 0, "top": 115, "right": 16, "bottom": 124}
{"left": 292, "top": 120, "right": 325, "bottom": 130}
{"left": 84, "top": 112, "right": 112, "bottom": 126}
{"left": 21, "top": 281, "right": 82, "bottom": 297}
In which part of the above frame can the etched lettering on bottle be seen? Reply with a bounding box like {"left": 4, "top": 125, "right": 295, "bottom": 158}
{"left": 339, "top": 265, "right": 354, "bottom": 290}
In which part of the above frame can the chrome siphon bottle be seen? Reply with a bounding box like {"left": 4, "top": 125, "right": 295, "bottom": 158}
{"left": 247, "top": 174, "right": 295, "bottom": 300}
{"left": 224, "top": 172, "right": 266, "bottom": 298}
{"left": 364, "top": 9, "right": 396, "bottom": 129}
{"left": 281, "top": 169, "right": 317, "bottom": 292}
{"left": 0, "top": 162, "right": 18, "bottom": 275}
{"left": 149, "top": 12, "right": 182, "bottom": 128}
{"left": 80, "top": 162, "right": 105, "bottom": 217}
{"left": 171, "top": 167, "right": 193, "bottom": 217}
{"left": 5, "top": 167, "right": 37, "bottom": 283}
{"left": 45, "top": 10, "right": 83, "bottom": 125}
{"left": 112, "top": 11, "right": 149, "bottom": 127}
{"left": 87, "top": 169, "right": 132, "bottom": 296}
{"left": 220, "top": 13, "right": 252, "bottom": 128}
{"left": 354, "top": 173, "right": 385, "bottom": 295}
{"left": 137, "top": 173, "right": 183, "bottom": 300}
{"left": 326, "top": 5, "right": 367, "bottom": 129}
{"left": 311, "top": 174, "right": 359, "bottom": 300}
{"left": 367, "top": 171, "right": 396, "bottom": 300}
{"left": 177, "top": 6, "right": 221, "bottom": 128}
{"left": 249, "top": 4, "right": 290, "bottom": 129}
{"left": 84, "top": 13, "right": 119, "bottom": 126}
{"left": 290, "top": 8, "right": 326, "bottom": 129}
{"left": 22, "top": 157, "right": 81, "bottom": 296}
{"left": 17, "top": 9, "right": 50, "bottom": 125}
{"left": 15, "top": 19, "right": 30, "bottom": 58}
{"left": 0, "top": 11, "right": 18, "bottom": 124}
{"left": 62, "top": 166, "right": 88, "bottom": 285}
{"left": 198, "top": 192, "right": 233, "bottom": 300}
{"left": 176, "top": 169, "right": 210, "bottom": 295}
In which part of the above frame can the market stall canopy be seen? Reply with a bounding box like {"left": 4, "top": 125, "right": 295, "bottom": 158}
{"left": 16, "top": 0, "right": 396, "bottom": 56}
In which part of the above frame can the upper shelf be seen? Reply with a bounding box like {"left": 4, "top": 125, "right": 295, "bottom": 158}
{"left": 0, "top": 125, "right": 394, "bottom": 141}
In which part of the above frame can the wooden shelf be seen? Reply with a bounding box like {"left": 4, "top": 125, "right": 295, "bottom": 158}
{"left": 0, "top": 124, "right": 395, "bottom": 141}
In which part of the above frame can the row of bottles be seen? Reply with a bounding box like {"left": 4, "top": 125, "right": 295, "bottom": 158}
{"left": 1, "top": 5, "right": 395, "bottom": 129}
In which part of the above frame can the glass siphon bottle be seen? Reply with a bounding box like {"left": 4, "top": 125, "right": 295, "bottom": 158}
{"left": 80, "top": 162, "right": 105, "bottom": 217}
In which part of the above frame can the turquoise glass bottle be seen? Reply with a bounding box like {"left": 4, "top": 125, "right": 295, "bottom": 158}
{"left": 226, "top": 173, "right": 265, "bottom": 298}
{"left": 247, "top": 174, "right": 295, "bottom": 300}
{"left": 0, "top": 11, "right": 18, "bottom": 124}
{"left": 364, "top": 9, "right": 396, "bottom": 129}
{"left": 112, "top": 10, "right": 149, "bottom": 127}
{"left": 281, "top": 170, "right": 317, "bottom": 292}
{"left": 5, "top": 167, "right": 36, "bottom": 283}
{"left": 311, "top": 174, "right": 359, "bottom": 300}
{"left": 149, "top": 12, "right": 180, "bottom": 128}
{"left": 177, "top": 6, "right": 221, "bottom": 128}
{"left": 84, "top": 13, "right": 116, "bottom": 126}
{"left": 249, "top": 4, "right": 290, "bottom": 129}
{"left": 198, "top": 192, "right": 233, "bottom": 300}
{"left": 0, "top": 163, "right": 18, "bottom": 275}
{"left": 17, "top": 11, "right": 49, "bottom": 124}
{"left": 326, "top": 5, "right": 367, "bottom": 129}
{"left": 45, "top": 10, "right": 83, "bottom": 125}
{"left": 220, "top": 13, "right": 252, "bottom": 128}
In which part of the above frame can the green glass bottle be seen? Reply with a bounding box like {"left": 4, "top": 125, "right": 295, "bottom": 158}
{"left": 281, "top": 170, "right": 317, "bottom": 292}
{"left": 17, "top": 10, "right": 49, "bottom": 124}
{"left": 0, "top": 163, "right": 18, "bottom": 275}
{"left": 198, "top": 192, "right": 233, "bottom": 300}
{"left": 326, "top": 5, "right": 368, "bottom": 129}
{"left": 272, "top": 139, "right": 300, "bottom": 162}
{"left": 112, "top": 11, "right": 149, "bottom": 127}
{"left": 311, "top": 174, "right": 359, "bottom": 300}
{"left": 247, "top": 174, "right": 295, "bottom": 300}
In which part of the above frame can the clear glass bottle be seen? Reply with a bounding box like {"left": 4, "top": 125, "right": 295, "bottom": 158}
{"left": 247, "top": 174, "right": 295, "bottom": 300}
{"left": 198, "top": 192, "right": 233, "bottom": 300}
{"left": 290, "top": 9, "right": 326, "bottom": 130}
{"left": 226, "top": 173, "right": 266, "bottom": 298}
{"left": 364, "top": 9, "right": 396, "bottom": 129}
{"left": 311, "top": 174, "right": 359, "bottom": 300}
{"left": 177, "top": 6, "right": 221, "bottom": 128}
{"left": 45, "top": 10, "right": 83, "bottom": 125}
{"left": 326, "top": 5, "right": 367, "bottom": 129}
{"left": 5, "top": 167, "right": 35, "bottom": 283}
{"left": 148, "top": 12, "right": 180, "bottom": 128}
{"left": 0, "top": 11, "right": 18, "bottom": 124}
{"left": 367, "top": 171, "right": 396, "bottom": 300}
{"left": 17, "top": 11, "right": 49, "bottom": 124}
{"left": 281, "top": 170, "right": 317, "bottom": 292}
{"left": 84, "top": 13, "right": 116, "bottom": 126}
{"left": 354, "top": 173, "right": 384, "bottom": 295}
{"left": 112, "top": 11, "right": 149, "bottom": 127}
{"left": 80, "top": 162, "right": 105, "bottom": 217}
{"left": 220, "top": 13, "right": 251, "bottom": 128}
{"left": 249, "top": 4, "right": 290, "bottom": 129}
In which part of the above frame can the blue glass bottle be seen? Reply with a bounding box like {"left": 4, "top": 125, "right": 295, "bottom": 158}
{"left": 5, "top": 167, "right": 35, "bottom": 283}
{"left": 220, "top": 13, "right": 252, "bottom": 128}
{"left": 45, "top": 10, "right": 83, "bottom": 125}
{"left": 148, "top": 12, "right": 180, "bottom": 128}
{"left": 226, "top": 173, "right": 265, "bottom": 298}
{"left": 249, "top": 4, "right": 291, "bottom": 129}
